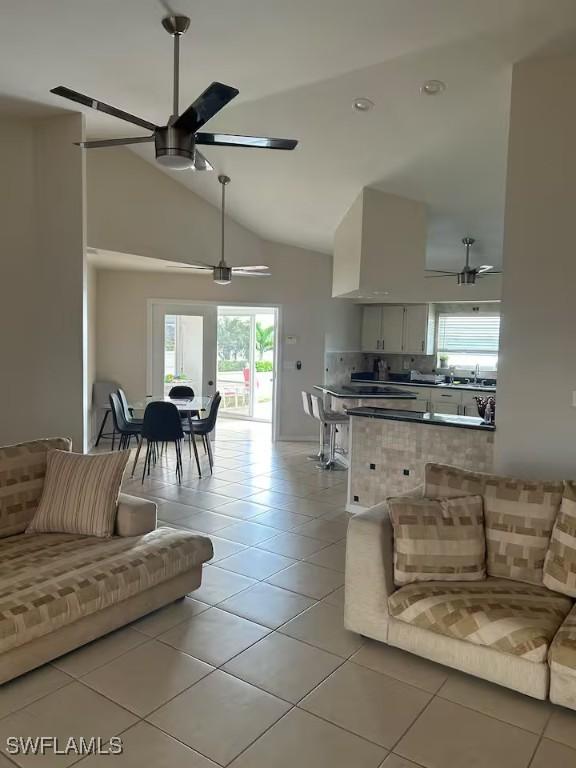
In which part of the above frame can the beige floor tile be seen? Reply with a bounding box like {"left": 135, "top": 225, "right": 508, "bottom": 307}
{"left": 247, "top": 490, "right": 297, "bottom": 508}
{"left": 173, "top": 510, "right": 237, "bottom": 534}
{"left": 223, "top": 632, "right": 343, "bottom": 703}
{"left": 257, "top": 531, "right": 328, "bottom": 559}
{"left": 278, "top": 497, "right": 336, "bottom": 517}
{"left": 267, "top": 562, "right": 344, "bottom": 599}
{"left": 380, "top": 756, "right": 422, "bottom": 768}
{"left": 251, "top": 508, "right": 313, "bottom": 531}
{"left": 156, "top": 501, "right": 210, "bottom": 523}
{"left": 148, "top": 670, "right": 290, "bottom": 766}
{"left": 182, "top": 476, "right": 232, "bottom": 493}
{"left": 0, "top": 755, "right": 14, "bottom": 767}
{"left": 280, "top": 601, "right": 362, "bottom": 657}
{"left": 218, "top": 582, "right": 316, "bottom": 628}
{"left": 323, "top": 584, "right": 345, "bottom": 607}
{"left": 0, "top": 666, "right": 72, "bottom": 719}
{"left": 82, "top": 640, "right": 213, "bottom": 716}
{"left": 158, "top": 607, "right": 270, "bottom": 665}
{"left": 351, "top": 640, "right": 448, "bottom": 694}
{"left": 77, "top": 721, "right": 218, "bottom": 767}
{"left": 204, "top": 534, "right": 248, "bottom": 562}
{"left": 438, "top": 670, "right": 551, "bottom": 733}
{"left": 181, "top": 490, "right": 233, "bottom": 510}
{"left": 229, "top": 707, "right": 386, "bottom": 768}
{"left": 301, "top": 662, "right": 431, "bottom": 749}
{"left": 217, "top": 548, "right": 296, "bottom": 579}
{"left": 191, "top": 565, "right": 256, "bottom": 604}
{"left": 530, "top": 737, "right": 576, "bottom": 768}
{"left": 217, "top": 520, "right": 279, "bottom": 545}
{"left": 210, "top": 483, "right": 263, "bottom": 499}
{"left": 305, "top": 541, "right": 346, "bottom": 572}
{"left": 396, "top": 697, "right": 539, "bottom": 768}
{"left": 0, "top": 682, "right": 137, "bottom": 768}
{"left": 545, "top": 705, "right": 576, "bottom": 749}
{"left": 131, "top": 597, "right": 210, "bottom": 637}
{"left": 52, "top": 627, "right": 146, "bottom": 677}
{"left": 214, "top": 499, "right": 270, "bottom": 519}
{"left": 293, "top": 519, "right": 348, "bottom": 542}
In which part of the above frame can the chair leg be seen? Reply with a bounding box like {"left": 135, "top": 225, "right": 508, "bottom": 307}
{"left": 191, "top": 432, "right": 202, "bottom": 477}
{"left": 95, "top": 410, "right": 109, "bottom": 448}
{"left": 131, "top": 436, "right": 142, "bottom": 477}
{"left": 141, "top": 441, "right": 150, "bottom": 484}
{"left": 175, "top": 440, "right": 182, "bottom": 485}
{"left": 206, "top": 435, "right": 214, "bottom": 474}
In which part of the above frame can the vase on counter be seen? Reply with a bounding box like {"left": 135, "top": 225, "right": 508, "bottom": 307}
{"left": 474, "top": 396, "right": 496, "bottom": 424}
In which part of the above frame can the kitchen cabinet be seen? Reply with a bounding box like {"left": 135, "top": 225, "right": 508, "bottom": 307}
{"left": 361, "top": 304, "right": 433, "bottom": 354}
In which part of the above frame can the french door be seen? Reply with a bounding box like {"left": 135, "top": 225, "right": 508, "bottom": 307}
{"left": 148, "top": 301, "right": 217, "bottom": 401}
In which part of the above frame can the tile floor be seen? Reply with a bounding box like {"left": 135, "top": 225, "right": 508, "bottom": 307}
{"left": 2, "top": 419, "right": 576, "bottom": 767}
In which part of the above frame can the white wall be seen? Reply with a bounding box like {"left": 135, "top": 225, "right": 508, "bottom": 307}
{"left": 86, "top": 263, "right": 98, "bottom": 446}
{"left": 495, "top": 53, "right": 576, "bottom": 478}
{"left": 0, "top": 114, "right": 86, "bottom": 449}
{"left": 87, "top": 148, "right": 361, "bottom": 440}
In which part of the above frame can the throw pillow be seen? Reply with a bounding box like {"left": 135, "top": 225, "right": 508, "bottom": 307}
{"left": 27, "top": 449, "right": 129, "bottom": 537}
{"left": 424, "top": 463, "right": 563, "bottom": 585}
{"left": 388, "top": 495, "right": 486, "bottom": 586}
{"left": 543, "top": 482, "right": 576, "bottom": 597}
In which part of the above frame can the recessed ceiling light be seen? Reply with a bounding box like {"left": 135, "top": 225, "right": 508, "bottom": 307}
{"left": 352, "top": 97, "right": 374, "bottom": 112}
{"left": 420, "top": 79, "right": 446, "bottom": 96}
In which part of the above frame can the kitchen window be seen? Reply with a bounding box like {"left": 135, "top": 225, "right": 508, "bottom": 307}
{"left": 437, "top": 313, "right": 500, "bottom": 370}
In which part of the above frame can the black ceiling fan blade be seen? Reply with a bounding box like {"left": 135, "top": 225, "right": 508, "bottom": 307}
{"left": 196, "top": 132, "right": 298, "bottom": 150}
{"left": 174, "top": 82, "right": 239, "bottom": 133}
{"left": 76, "top": 136, "right": 155, "bottom": 149}
{"left": 193, "top": 150, "right": 214, "bottom": 172}
{"left": 51, "top": 86, "right": 158, "bottom": 132}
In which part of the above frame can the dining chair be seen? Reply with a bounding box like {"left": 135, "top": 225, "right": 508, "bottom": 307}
{"left": 109, "top": 393, "right": 142, "bottom": 451}
{"left": 138, "top": 401, "right": 185, "bottom": 484}
{"left": 117, "top": 388, "right": 143, "bottom": 427}
{"left": 184, "top": 392, "right": 222, "bottom": 476}
{"left": 94, "top": 380, "right": 121, "bottom": 447}
{"left": 168, "top": 384, "right": 200, "bottom": 419}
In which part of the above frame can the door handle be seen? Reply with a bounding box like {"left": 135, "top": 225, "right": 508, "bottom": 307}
{"left": 208, "top": 380, "right": 214, "bottom": 386}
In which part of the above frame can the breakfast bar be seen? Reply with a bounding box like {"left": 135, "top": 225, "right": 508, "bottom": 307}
{"left": 346, "top": 406, "right": 495, "bottom": 512}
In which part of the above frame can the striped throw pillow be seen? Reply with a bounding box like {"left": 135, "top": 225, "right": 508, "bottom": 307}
{"left": 543, "top": 482, "right": 576, "bottom": 597}
{"left": 26, "top": 450, "right": 129, "bottom": 537}
{"left": 388, "top": 495, "right": 486, "bottom": 586}
{"left": 425, "top": 463, "right": 563, "bottom": 586}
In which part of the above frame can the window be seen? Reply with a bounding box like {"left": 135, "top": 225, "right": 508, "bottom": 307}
{"left": 437, "top": 314, "right": 500, "bottom": 371}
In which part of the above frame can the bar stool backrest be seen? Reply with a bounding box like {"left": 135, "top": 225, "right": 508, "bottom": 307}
{"left": 310, "top": 394, "right": 326, "bottom": 422}
{"left": 301, "top": 391, "right": 314, "bottom": 418}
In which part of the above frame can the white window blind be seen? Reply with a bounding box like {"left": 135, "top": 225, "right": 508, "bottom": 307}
{"left": 437, "top": 314, "right": 500, "bottom": 354}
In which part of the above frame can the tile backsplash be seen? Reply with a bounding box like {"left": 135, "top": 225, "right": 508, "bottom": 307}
{"left": 324, "top": 351, "right": 365, "bottom": 386}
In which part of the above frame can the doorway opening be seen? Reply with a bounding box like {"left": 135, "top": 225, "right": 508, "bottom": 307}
{"left": 217, "top": 306, "right": 277, "bottom": 423}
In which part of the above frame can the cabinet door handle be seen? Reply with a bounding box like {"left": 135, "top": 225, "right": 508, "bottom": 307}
{"left": 381, "top": 340, "right": 385, "bottom": 350}
{"left": 376, "top": 340, "right": 380, "bottom": 350}
{"left": 440, "top": 394, "right": 451, "bottom": 397}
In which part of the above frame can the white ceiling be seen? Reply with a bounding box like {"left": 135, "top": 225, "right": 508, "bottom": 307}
{"left": 2, "top": 0, "right": 576, "bottom": 269}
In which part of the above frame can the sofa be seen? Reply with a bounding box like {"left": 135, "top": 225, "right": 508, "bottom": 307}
{"left": 345, "top": 462, "right": 576, "bottom": 710}
{"left": 0, "top": 438, "right": 213, "bottom": 684}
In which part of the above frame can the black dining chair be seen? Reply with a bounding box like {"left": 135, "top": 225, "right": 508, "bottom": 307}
{"left": 168, "top": 384, "right": 200, "bottom": 419}
{"left": 109, "top": 393, "right": 142, "bottom": 451}
{"left": 184, "top": 392, "right": 222, "bottom": 476}
{"left": 138, "top": 401, "right": 185, "bottom": 484}
{"left": 117, "top": 388, "right": 143, "bottom": 427}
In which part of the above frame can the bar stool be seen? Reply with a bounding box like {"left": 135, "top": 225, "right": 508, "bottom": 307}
{"left": 301, "top": 391, "right": 325, "bottom": 461}
{"left": 310, "top": 394, "right": 349, "bottom": 471}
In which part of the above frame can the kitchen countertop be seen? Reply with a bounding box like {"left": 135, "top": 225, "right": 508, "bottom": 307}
{"left": 346, "top": 406, "right": 496, "bottom": 431}
{"left": 314, "top": 384, "right": 417, "bottom": 400}
{"left": 350, "top": 377, "right": 496, "bottom": 393}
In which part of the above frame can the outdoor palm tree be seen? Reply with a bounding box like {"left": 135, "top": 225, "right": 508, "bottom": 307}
{"left": 255, "top": 322, "right": 274, "bottom": 360}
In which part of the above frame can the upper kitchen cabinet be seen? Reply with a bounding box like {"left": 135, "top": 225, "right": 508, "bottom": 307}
{"left": 361, "top": 304, "right": 434, "bottom": 354}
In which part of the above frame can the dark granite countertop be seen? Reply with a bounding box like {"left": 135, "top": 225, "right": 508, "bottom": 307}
{"left": 351, "top": 374, "right": 496, "bottom": 393}
{"left": 346, "top": 406, "right": 496, "bottom": 431}
{"left": 314, "top": 385, "right": 417, "bottom": 400}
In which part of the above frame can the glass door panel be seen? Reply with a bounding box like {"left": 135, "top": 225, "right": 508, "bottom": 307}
{"left": 217, "top": 314, "right": 252, "bottom": 417}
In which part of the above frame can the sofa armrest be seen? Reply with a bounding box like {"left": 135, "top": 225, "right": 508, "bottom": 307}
{"left": 344, "top": 485, "right": 423, "bottom": 641}
{"left": 116, "top": 493, "right": 157, "bottom": 537}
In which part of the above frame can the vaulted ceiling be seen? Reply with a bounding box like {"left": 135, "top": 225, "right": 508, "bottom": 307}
{"left": 2, "top": 0, "right": 576, "bottom": 269}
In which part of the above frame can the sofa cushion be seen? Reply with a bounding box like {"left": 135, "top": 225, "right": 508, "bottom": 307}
{"left": 543, "top": 482, "right": 576, "bottom": 597}
{"left": 0, "top": 527, "right": 213, "bottom": 654}
{"left": 388, "top": 579, "right": 571, "bottom": 663}
{"left": 549, "top": 604, "right": 576, "bottom": 675}
{"left": 424, "top": 463, "right": 563, "bottom": 585}
{"left": 0, "top": 438, "right": 72, "bottom": 539}
{"left": 27, "top": 450, "right": 130, "bottom": 538}
{"left": 388, "top": 495, "right": 486, "bottom": 585}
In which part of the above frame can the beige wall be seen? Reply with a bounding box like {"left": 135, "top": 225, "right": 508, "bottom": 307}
{"left": 0, "top": 114, "right": 86, "bottom": 449}
{"left": 495, "top": 53, "right": 576, "bottom": 478}
{"left": 86, "top": 263, "right": 98, "bottom": 446}
{"left": 88, "top": 148, "right": 361, "bottom": 440}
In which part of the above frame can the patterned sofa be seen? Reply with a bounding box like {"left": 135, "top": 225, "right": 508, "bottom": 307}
{"left": 345, "top": 462, "right": 576, "bottom": 710}
{"left": 0, "top": 438, "right": 213, "bottom": 684}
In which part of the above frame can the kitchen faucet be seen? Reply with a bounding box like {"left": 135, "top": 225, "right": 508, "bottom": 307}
{"left": 472, "top": 363, "right": 480, "bottom": 385}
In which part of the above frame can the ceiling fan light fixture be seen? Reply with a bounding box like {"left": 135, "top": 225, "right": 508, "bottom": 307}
{"left": 213, "top": 264, "right": 232, "bottom": 285}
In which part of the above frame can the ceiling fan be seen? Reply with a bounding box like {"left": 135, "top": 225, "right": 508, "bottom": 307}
{"left": 168, "top": 174, "right": 271, "bottom": 285}
{"left": 425, "top": 237, "right": 502, "bottom": 285}
{"left": 50, "top": 15, "right": 298, "bottom": 172}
